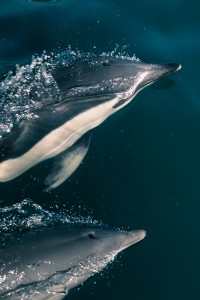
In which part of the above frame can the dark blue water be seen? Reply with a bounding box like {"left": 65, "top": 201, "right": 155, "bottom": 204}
{"left": 0, "top": 0, "right": 199, "bottom": 299}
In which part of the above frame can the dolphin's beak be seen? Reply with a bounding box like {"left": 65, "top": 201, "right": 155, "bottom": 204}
{"left": 120, "top": 229, "right": 146, "bottom": 251}
{"left": 150, "top": 62, "right": 181, "bottom": 79}
{"left": 137, "top": 62, "right": 182, "bottom": 91}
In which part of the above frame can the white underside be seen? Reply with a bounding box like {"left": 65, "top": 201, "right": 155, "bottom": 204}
{"left": 0, "top": 98, "right": 117, "bottom": 181}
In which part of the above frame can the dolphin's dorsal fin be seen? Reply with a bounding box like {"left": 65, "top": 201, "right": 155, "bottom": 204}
{"left": 43, "top": 132, "right": 91, "bottom": 191}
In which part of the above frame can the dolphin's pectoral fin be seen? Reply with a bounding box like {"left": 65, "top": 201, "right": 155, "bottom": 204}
{"left": 43, "top": 132, "right": 91, "bottom": 191}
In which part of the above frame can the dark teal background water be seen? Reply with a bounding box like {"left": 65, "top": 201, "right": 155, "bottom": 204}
{"left": 0, "top": 0, "right": 200, "bottom": 299}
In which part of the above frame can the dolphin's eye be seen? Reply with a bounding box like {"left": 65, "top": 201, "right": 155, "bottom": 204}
{"left": 88, "top": 232, "right": 95, "bottom": 239}
{"left": 102, "top": 60, "right": 111, "bottom": 66}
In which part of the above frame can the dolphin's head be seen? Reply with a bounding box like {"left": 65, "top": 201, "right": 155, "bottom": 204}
{"left": 81, "top": 226, "right": 146, "bottom": 255}
{"left": 29, "top": 226, "right": 146, "bottom": 271}
{"left": 52, "top": 54, "right": 181, "bottom": 111}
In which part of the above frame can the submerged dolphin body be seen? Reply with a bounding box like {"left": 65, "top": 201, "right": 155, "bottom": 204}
{"left": 0, "top": 55, "right": 181, "bottom": 189}
{"left": 0, "top": 225, "right": 146, "bottom": 299}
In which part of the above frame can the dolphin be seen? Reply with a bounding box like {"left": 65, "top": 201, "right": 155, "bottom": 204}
{"left": 0, "top": 225, "right": 146, "bottom": 299}
{"left": 0, "top": 55, "right": 181, "bottom": 189}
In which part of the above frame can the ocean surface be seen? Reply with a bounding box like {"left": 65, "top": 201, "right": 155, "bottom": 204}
{"left": 0, "top": 0, "right": 199, "bottom": 299}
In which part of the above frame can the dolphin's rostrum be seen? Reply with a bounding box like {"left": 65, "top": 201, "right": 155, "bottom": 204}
{"left": 0, "top": 225, "right": 146, "bottom": 299}
{"left": 0, "top": 53, "right": 181, "bottom": 189}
